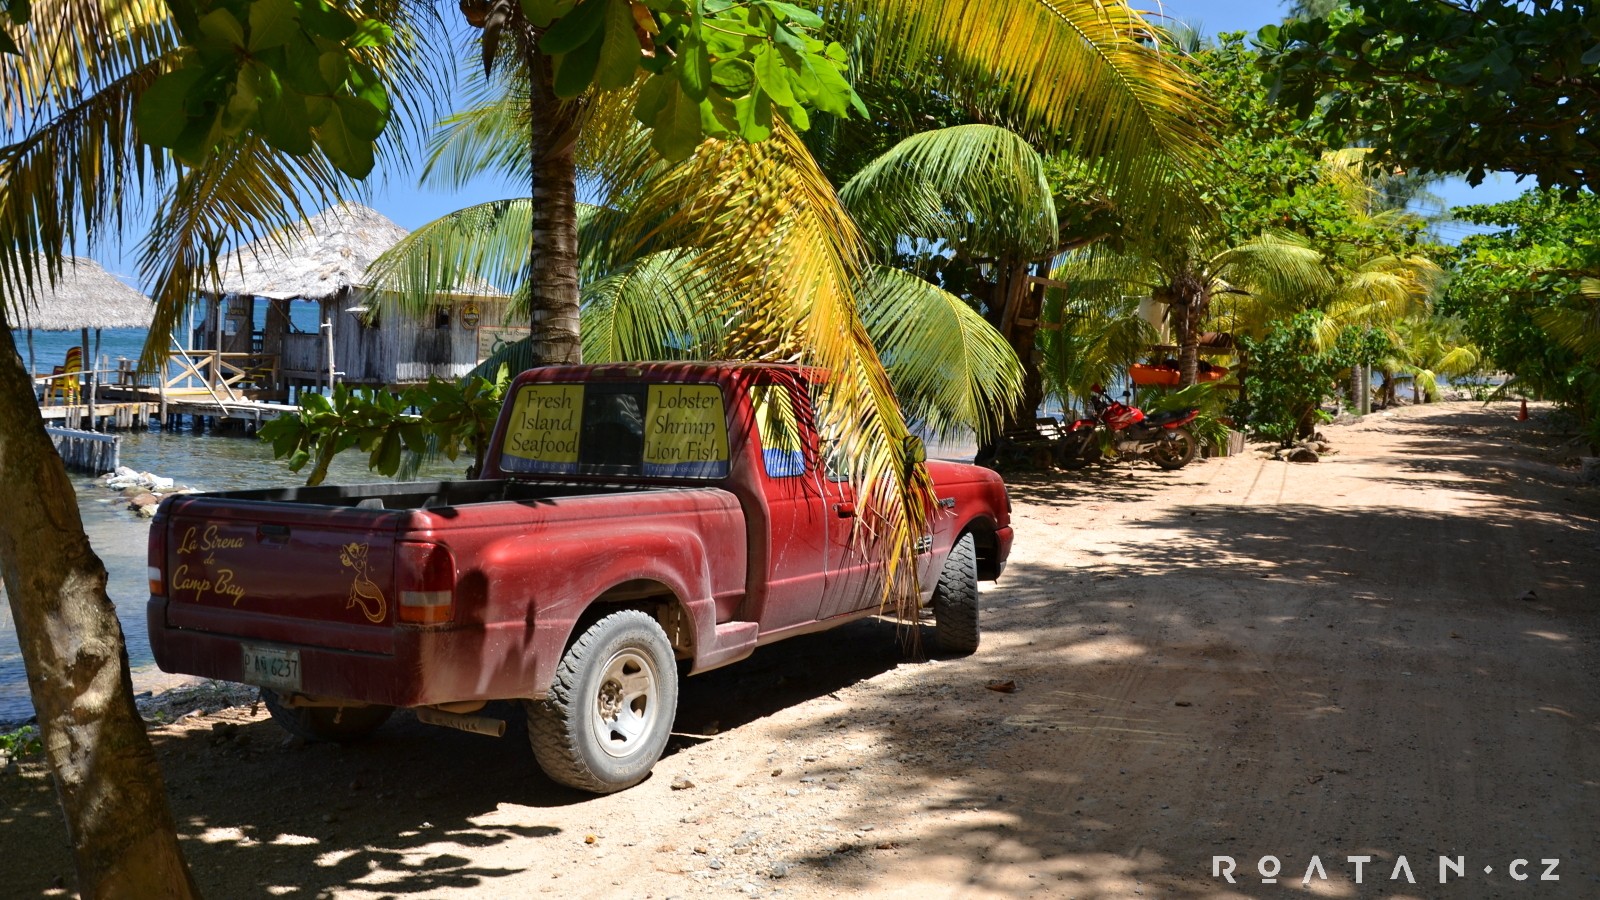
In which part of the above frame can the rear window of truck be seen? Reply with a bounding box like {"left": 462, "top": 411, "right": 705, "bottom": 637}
{"left": 499, "top": 382, "right": 731, "bottom": 478}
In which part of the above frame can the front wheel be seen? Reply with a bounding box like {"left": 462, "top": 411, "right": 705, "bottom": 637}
{"left": 261, "top": 690, "right": 393, "bottom": 743}
{"left": 931, "top": 533, "right": 980, "bottom": 656}
{"left": 1151, "top": 426, "right": 1198, "bottom": 470}
{"left": 527, "top": 610, "right": 679, "bottom": 793}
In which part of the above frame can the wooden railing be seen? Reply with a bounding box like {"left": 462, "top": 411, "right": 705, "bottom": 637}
{"left": 161, "top": 349, "right": 280, "bottom": 400}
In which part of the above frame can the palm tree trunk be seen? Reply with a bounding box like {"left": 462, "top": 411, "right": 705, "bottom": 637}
{"left": 0, "top": 315, "right": 198, "bottom": 898}
{"left": 1169, "top": 270, "right": 1207, "bottom": 386}
{"left": 525, "top": 42, "right": 583, "bottom": 366}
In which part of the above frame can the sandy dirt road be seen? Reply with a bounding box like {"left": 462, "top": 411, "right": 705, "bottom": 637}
{"left": 3, "top": 401, "right": 1598, "bottom": 898}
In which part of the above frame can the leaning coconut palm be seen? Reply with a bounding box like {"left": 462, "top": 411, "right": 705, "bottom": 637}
{"left": 0, "top": 0, "right": 440, "bottom": 893}
{"left": 1066, "top": 231, "right": 1333, "bottom": 385}
{"left": 838, "top": 126, "right": 1116, "bottom": 443}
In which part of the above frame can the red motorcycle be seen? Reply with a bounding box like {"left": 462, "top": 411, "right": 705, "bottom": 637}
{"left": 1055, "top": 385, "right": 1201, "bottom": 470}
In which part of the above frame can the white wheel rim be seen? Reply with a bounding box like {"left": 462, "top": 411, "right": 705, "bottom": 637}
{"left": 590, "top": 648, "right": 658, "bottom": 759}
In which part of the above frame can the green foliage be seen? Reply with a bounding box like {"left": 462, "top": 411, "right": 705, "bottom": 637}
{"left": 1134, "top": 382, "right": 1231, "bottom": 452}
{"left": 0, "top": 0, "right": 28, "bottom": 54}
{"left": 260, "top": 370, "right": 512, "bottom": 486}
{"left": 1443, "top": 190, "right": 1600, "bottom": 449}
{"left": 519, "top": 0, "right": 863, "bottom": 160}
{"left": 1235, "top": 312, "right": 1360, "bottom": 445}
{"left": 1259, "top": 0, "right": 1600, "bottom": 192}
{"left": 138, "top": 0, "right": 393, "bottom": 177}
{"left": 0, "top": 724, "right": 42, "bottom": 759}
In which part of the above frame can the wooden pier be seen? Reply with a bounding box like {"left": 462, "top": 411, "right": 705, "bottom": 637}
{"left": 46, "top": 426, "right": 121, "bottom": 475}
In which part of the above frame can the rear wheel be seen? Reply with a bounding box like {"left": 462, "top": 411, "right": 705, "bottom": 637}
{"left": 931, "top": 533, "right": 980, "bottom": 656}
{"left": 261, "top": 690, "right": 393, "bottom": 743}
{"left": 527, "top": 610, "right": 678, "bottom": 794}
{"left": 1151, "top": 427, "right": 1198, "bottom": 470}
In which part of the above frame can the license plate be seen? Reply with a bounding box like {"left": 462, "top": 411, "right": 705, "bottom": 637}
{"left": 241, "top": 645, "right": 301, "bottom": 692}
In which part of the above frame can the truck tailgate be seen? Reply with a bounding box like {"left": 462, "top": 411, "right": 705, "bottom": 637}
{"left": 156, "top": 499, "right": 402, "bottom": 655}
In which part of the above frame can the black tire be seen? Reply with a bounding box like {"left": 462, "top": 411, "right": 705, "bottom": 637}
{"left": 931, "top": 533, "right": 980, "bottom": 656}
{"left": 526, "top": 610, "right": 678, "bottom": 794}
{"left": 260, "top": 690, "right": 393, "bottom": 743}
{"left": 1151, "top": 426, "right": 1198, "bottom": 470}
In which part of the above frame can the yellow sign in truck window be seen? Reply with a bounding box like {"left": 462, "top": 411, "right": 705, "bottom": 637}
{"left": 643, "top": 384, "right": 729, "bottom": 477}
{"left": 500, "top": 384, "right": 583, "bottom": 474}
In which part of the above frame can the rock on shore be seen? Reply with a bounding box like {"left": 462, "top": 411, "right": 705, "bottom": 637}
{"left": 101, "top": 466, "right": 194, "bottom": 517}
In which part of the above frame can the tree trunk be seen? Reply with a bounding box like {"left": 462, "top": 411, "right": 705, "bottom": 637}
{"left": 525, "top": 41, "right": 583, "bottom": 366}
{"left": 1169, "top": 269, "right": 1208, "bottom": 386}
{"left": 0, "top": 314, "right": 198, "bottom": 898}
{"left": 975, "top": 258, "right": 1037, "bottom": 463}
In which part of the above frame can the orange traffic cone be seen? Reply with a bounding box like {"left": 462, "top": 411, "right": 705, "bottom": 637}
{"left": 1517, "top": 398, "right": 1529, "bottom": 421}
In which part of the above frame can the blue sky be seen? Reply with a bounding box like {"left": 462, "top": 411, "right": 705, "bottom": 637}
{"left": 95, "top": 0, "right": 1528, "bottom": 286}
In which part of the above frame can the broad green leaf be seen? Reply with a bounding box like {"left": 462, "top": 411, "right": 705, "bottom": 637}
{"left": 711, "top": 57, "right": 754, "bottom": 96}
{"left": 198, "top": 8, "right": 246, "bottom": 48}
{"left": 318, "top": 50, "right": 349, "bottom": 90}
{"left": 551, "top": 28, "right": 603, "bottom": 97}
{"left": 520, "top": 0, "right": 569, "bottom": 27}
{"left": 807, "top": 56, "right": 851, "bottom": 116}
{"left": 733, "top": 89, "right": 771, "bottom": 142}
{"left": 635, "top": 72, "right": 673, "bottom": 122}
{"left": 0, "top": 28, "right": 17, "bottom": 55}
{"left": 752, "top": 46, "right": 794, "bottom": 107}
{"left": 649, "top": 80, "right": 704, "bottom": 160}
{"left": 259, "top": 91, "right": 315, "bottom": 154}
{"left": 248, "top": 0, "right": 299, "bottom": 52}
{"left": 282, "top": 35, "right": 332, "bottom": 94}
{"left": 541, "top": 0, "right": 606, "bottom": 54}
{"left": 762, "top": 1, "right": 822, "bottom": 28}
{"left": 135, "top": 67, "right": 205, "bottom": 148}
{"left": 347, "top": 19, "right": 392, "bottom": 49}
{"left": 316, "top": 99, "right": 377, "bottom": 177}
{"left": 299, "top": 0, "right": 356, "bottom": 41}
{"left": 679, "top": 34, "right": 711, "bottom": 100}
{"left": 594, "top": 0, "right": 640, "bottom": 91}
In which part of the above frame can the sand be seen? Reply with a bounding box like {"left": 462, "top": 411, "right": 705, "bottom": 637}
{"left": 2, "top": 400, "right": 1596, "bottom": 898}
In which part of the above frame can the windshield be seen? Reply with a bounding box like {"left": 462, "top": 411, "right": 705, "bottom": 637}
{"left": 499, "top": 382, "right": 730, "bottom": 479}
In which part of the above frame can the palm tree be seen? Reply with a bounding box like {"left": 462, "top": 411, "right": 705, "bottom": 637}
{"left": 1064, "top": 230, "right": 1333, "bottom": 386}
{"left": 1, "top": 0, "right": 435, "bottom": 892}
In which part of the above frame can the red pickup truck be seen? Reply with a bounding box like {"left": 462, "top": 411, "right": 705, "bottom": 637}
{"left": 148, "top": 362, "right": 1012, "bottom": 792}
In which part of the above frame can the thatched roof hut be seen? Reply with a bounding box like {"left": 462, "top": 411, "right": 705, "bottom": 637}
{"left": 16, "top": 256, "right": 153, "bottom": 331}
{"left": 210, "top": 202, "right": 412, "bottom": 300}
{"left": 199, "top": 202, "right": 511, "bottom": 390}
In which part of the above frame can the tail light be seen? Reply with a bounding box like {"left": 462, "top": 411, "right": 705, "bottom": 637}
{"left": 396, "top": 542, "right": 456, "bottom": 625}
{"left": 148, "top": 519, "right": 166, "bottom": 597}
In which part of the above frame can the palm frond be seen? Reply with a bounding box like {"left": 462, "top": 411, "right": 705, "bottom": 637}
{"left": 859, "top": 266, "right": 1023, "bottom": 441}
{"left": 420, "top": 66, "right": 531, "bottom": 189}
{"left": 1210, "top": 232, "right": 1331, "bottom": 305}
{"left": 1, "top": 0, "right": 171, "bottom": 127}
{"left": 0, "top": 60, "right": 167, "bottom": 307}
{"left": 609, "top": 123, "right": 935, "bottom": 621}
{"left": 835, "top": 0, "right": 1214, "bottom": 227}
{"left": 580, "top": 250, "right": 722, "bottom": 362}
{"left": 139, "top": 136, "right": 350, "bottom": 369}
{"left": 840, "top": 124, "right": 1056, "bottom": 259}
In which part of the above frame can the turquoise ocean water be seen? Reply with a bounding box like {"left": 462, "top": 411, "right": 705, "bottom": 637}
{"left": 2, "top": 315, "right": 463, "bottom": 725}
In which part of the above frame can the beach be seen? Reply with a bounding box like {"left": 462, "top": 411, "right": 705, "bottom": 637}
{"left": 3, "top": 399, "right": 1594, "bottom": 898}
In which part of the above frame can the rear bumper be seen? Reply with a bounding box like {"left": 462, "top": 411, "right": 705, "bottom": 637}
{"left": 147, "top": 598, "right": 538, "bottom": 707}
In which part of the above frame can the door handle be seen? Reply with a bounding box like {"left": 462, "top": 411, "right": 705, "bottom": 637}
{"left": 834, "top": 501, "right": 856, "bottom": 518}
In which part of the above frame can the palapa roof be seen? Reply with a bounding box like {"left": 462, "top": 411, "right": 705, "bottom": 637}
{"left": 210, "top": 202, "right": 502, "bottom": 301}
{"left": 15, "top": 256, "right": 154, "bottom": 331}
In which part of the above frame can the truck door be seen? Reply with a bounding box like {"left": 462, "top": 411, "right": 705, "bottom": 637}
{"left": 746, "top": 384, "right": 831, "bottom": 632}
{"left": 815, "top": 433, "right": 882, "bottom": 620}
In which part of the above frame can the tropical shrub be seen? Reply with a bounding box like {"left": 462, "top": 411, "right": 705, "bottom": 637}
{"left": 1235, "top": 312, "right": 1360, "bottom": 444}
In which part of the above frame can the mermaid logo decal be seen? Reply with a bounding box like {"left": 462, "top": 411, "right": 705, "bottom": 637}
{"left": 340, "top": 542, "right": 387, "bottom": 623}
